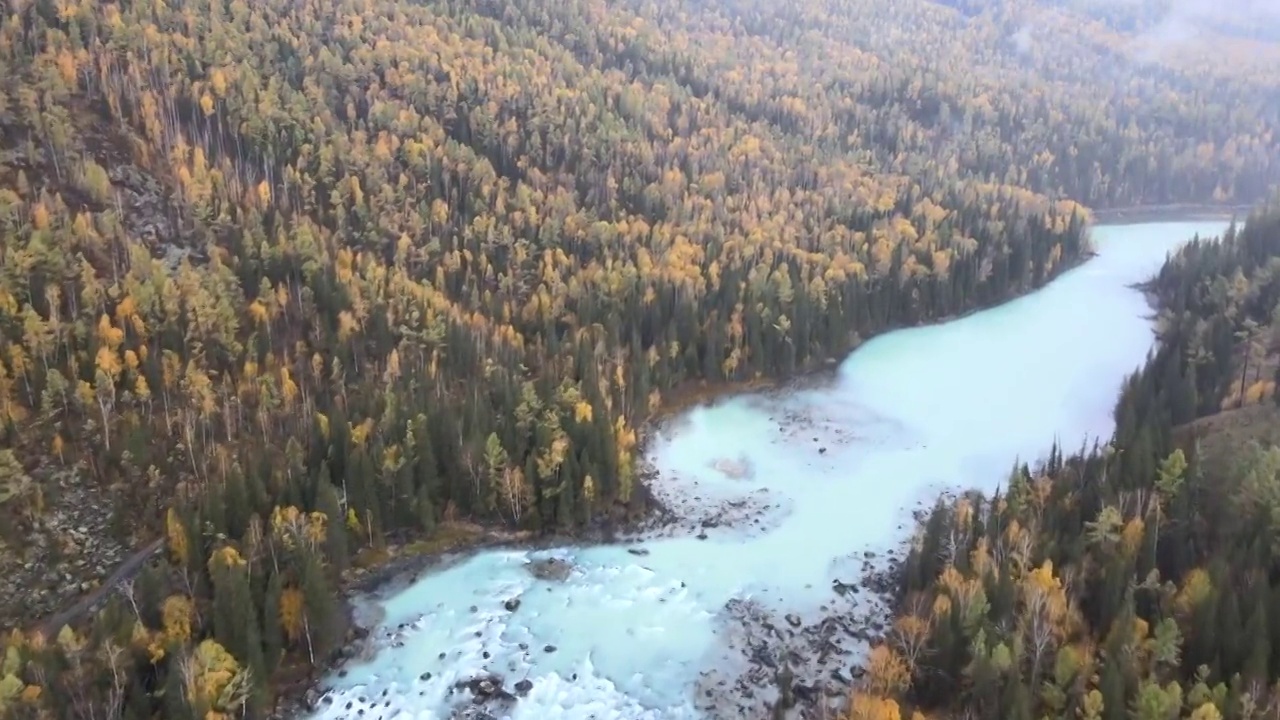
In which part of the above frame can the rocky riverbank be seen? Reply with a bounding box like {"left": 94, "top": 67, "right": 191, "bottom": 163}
{"left": 276, "top": 368, "right": 954, "bottom": 720}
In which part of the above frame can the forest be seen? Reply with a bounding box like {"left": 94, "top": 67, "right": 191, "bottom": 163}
{"left": 0, "top": 0, "right": 1278, "bottom": 715}
{"left": 844, "top": 203, "right": 1280, "bottom": 720}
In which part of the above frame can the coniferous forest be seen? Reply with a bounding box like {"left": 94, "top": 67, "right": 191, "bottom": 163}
{"left": 0, "top": 0, "right": 1278, "bottom": 716}
{"left": 847, "top": 204, "right": 1280, "bottom": 720}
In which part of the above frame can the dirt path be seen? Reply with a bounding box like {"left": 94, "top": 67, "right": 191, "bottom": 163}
{"left": 34, "top": 538, "right": 164, "bottom": 639}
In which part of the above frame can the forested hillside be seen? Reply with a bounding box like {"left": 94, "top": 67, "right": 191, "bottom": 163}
{"left": 0, "top": 0, "right": 1278, "bottom": 715}
{"left": 849, "top": 204, "right": 1280, "bottom": 720}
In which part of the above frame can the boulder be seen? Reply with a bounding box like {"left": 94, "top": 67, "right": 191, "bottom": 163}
{"left": 526, "top": 558, "right": 574, "bottom": 582}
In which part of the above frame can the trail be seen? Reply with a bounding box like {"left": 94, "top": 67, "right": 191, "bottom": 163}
{"left": 34, "top": 538, "right": 164, "bottom": 639}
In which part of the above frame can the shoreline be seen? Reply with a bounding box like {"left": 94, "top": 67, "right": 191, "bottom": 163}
{"left": 274, "top": 228, "right": 1107, "bottom": 717}
{"left": 25, "top": 209, "right": 1227, "bottom": 718}
{"left": 20, "top": 207, "right": 1222, "bottom": 643}
{"left": 1089, "top": 203, "right": 1245, "bottom": 225}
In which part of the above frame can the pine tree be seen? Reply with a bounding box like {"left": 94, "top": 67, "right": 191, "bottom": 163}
{"left": 263, "top": 570, "right": 284, "bottom": 672}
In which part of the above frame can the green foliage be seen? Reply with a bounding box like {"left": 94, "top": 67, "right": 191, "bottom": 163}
{"left": 0, "top": 450, "right": 29, "bottom": 506}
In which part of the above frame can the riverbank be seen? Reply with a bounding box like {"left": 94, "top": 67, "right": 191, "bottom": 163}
{"left": 1090, "top": 203, "right": 1245, "bottom": 225}
{"left": 274, "top": 229, "right": 1118, "bottom": 719}
{"left": 283, "top": 218, "right": 1240, "bottom": 720}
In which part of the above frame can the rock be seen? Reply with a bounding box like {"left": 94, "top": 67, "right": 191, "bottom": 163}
{"left": 543, "top": 644, "right": 557, "bottom": 653}
{"left": 711, "top": 456, "right": 753, "bottom": 479}
{"left": 526, "top": 558, "right": 574, "bottom": 582}
{"left": 514, "top": 679, "right": 533, "bottom": 696}
{"left": 627, "top": 547, "right": 650, "bottom": 556}
{"left": 793, "top": 682, "right": 818, "bottom": 703}
{"left": 503, "top": 597, "right": 521, "bottom": 612}
{"left": 450, "top": 708, "right": 497, "bottom": 720}
{"left": 785, "top": 613, "right": 802, "bottom": 628}
{"left": 303, "top": 687, "right": 322, "bottom": 710}
{"left": 453, "top": 674, "right": 510, "bottom": 703}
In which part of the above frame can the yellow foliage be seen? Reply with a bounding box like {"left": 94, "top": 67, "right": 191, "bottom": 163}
{"left": 114, "top": 295, "right": 137, "bottom": 324}
{"left": 1133, "top": 616, "right": 1149, "bottom": 643}
{"left": 969, "top": 537, "right": 992, "bottom": 578}
{"left": 1025, "top": 560, "right": 1061, "bottom": 594}
{"left": 0, "top": 674, "right": 24, "bottom": 711}
{"left": 208, "top": 545, "right": 246, "bottom": 572}
{"left": 864, "top": 645, "right": 910, "bottom": 695}
{"left": 1246, "top": 380, "right": 1274, "bottom": 404}
{"left": 185, "top": 639, "right": 244, "bottom": 713}
{"left": 1190, "top": 702, "right": 1224, "bottom": 720}
{"left": 210, "top": 68, "right": 228, "bottom": 96}
{"left": 3, "top": 641, "right": 20, "bottom": 676}
{"left": 281, "top": 367, "right": 298, "bottom": 404}
{"left": 162, "top": 595, "right": 194, "bottom": 644}
{"left": 351, "top": 417, "right": 375, "bottom": 447}
{"left": 1176, "top": 568, "right": 1212, "bottom": 616}
{"left": 272, "top": 505, "right": 327, "bottom": 547}
{"left": 55, "top": 625, "right": 82, "bottom": 654}
{"left": 166, "top": 507, "right": 189, "bottom": 565}
{"left": 845, "top": 692, "right": 902, "bottom": 720}
{"left": 937, "top": 565, "right": 965, "bottom": 595}
{"left": 931, "top": 594, "right": 952, "bottom": 618}
{"left": 574, "top": 400, "right": 593, "bottom": 423}
{"left": 96, "top": 314, "right": 124, "bottom": 349}
{"left": 280, "top": 588, "right": 306, "bottom": 644}
{"left": 248, "top": 300, "right": 269, "bottom": 325}
{"left": 131, "top": 621, "right": 166, "bottom": 664}
{"left": 1120, "top": 516, "right": 1145, "bottom": 556}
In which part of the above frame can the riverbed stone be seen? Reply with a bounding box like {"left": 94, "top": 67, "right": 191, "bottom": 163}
{"left": 526, "top": 557, "right": 574, "bottom": 582}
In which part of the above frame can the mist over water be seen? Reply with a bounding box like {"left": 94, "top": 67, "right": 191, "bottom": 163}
{"left": 304, "top": 220, "right": 1230, "bottom": 720}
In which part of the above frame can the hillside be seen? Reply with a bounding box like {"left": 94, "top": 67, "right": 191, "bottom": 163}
{"left": 0, "top": 0, "right": 1278, "bottom": 716}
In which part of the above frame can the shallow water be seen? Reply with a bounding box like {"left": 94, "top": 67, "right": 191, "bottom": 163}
{"left": 305, "top": 220, "right": 1229, "bottom": 720}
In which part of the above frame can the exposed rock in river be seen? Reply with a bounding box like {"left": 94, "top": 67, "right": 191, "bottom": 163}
{"left": 525, "top": 557, "right": 574, "bottom": 582}
{"left": 711, "top": 455, "right": 754, "bottom": 479}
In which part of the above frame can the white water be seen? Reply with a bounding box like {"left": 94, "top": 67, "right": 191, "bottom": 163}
{"left": 305, "top": 220, "right": 1230, "bottom": 720}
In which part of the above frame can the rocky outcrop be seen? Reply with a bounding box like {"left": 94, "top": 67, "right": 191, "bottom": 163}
{"left": 1, "top": 466, "right": 134, "bottom": 630}
{"left": 694, "top": 547, "right": 908, "bottom": 719}
{"left": 526, "top": 557, "right": 574, "bottom": 582}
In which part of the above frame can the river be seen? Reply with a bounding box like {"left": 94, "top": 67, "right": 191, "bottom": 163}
{"left": 303, "top": 219, "right": 1231, "bottom": 720}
